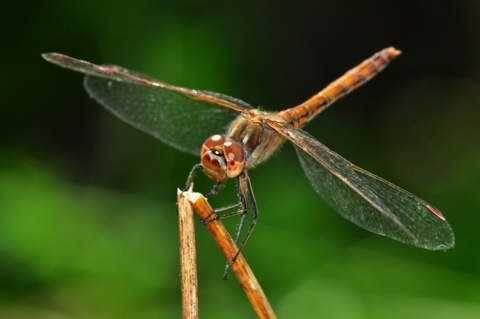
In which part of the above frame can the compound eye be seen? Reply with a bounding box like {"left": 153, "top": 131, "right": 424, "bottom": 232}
{"left": 223, "top": 140, "right": 245, "bottom": 178}
{"left": 203, "top": 134, "right": 226, "bottom": 149}
{"left": 200, "top": 135, "right": 228, "bottom": 181}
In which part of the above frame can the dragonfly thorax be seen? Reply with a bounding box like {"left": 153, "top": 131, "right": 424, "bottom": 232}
{"left": 201, "top": 134, "right": 246, "bottom": 182}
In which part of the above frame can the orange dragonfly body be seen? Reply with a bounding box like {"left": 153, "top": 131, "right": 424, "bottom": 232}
{"left": 43, "top": 48, "right": 454, "bottom": 254}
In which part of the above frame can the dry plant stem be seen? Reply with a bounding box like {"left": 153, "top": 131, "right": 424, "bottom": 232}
{"left": 187, "top": 191, "right": 277, "bottom": 319}
{"left": 177, "top": 190, "right": 199, "bottom": 319}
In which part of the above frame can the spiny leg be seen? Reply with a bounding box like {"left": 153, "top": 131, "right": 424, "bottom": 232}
{"left": 205, "top": 181, "right": 225, "bottom": 198}
{"left": 184, "top": 163, "right": 203, "bottom": 191}
{"left": 222, "top": 172, "right": 258, "bottom": 279}
{"left": 232, "top": 172, "right": 258, "bottom": 261}
{"left": 184, "top": 163, "right": 226, "bottom": 221}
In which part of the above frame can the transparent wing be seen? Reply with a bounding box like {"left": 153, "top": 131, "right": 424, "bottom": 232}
{"left": 268, "top": 121, "right": 454, "bottom": 250}
{"left": 83, "top": 76, "right": 250, "bottom": 155}
{"left": 42, "top": 53, "right": 252, "bottom": 155}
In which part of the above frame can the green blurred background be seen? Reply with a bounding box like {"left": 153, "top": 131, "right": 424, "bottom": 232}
{"left": 1, "top": 1, "right": 480, "bottom": 318}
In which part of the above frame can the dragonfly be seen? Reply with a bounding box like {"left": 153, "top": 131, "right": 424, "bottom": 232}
{"left": 42, "top": 47, "right": 454, "bottom": 257}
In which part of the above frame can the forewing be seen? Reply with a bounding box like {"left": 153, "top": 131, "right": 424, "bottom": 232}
{"left": 268, "top": 121, "right": 454, "bottom": 250}
{"left": 42, "top": 53, "right": 252, "bottom": 155}
{"left": 84, "top": 76, "right": 249, "bottom": 155}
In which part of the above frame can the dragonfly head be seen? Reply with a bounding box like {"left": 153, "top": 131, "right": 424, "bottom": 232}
{"left": 201, "top": 134, "right": 245, "bottom": 182}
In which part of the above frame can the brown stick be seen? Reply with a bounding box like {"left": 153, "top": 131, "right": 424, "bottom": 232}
{"left": 177, "top": 189, "right": 199, "bottom": 319}
{"left": 186, "top": 191, "right": 277, "bottom": 319}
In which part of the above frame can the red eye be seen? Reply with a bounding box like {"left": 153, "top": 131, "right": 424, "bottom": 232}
{"left": 223, "top": 140, "right": 245, "bottom": 178}
{"left": 204, "top": 134, "right": 226, "bottom": 149}
{"left": 200, "top": 135, "right": 228, "bottom": 182}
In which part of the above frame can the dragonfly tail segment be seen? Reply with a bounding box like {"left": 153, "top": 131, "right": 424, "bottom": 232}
{"left": 278, "top": 47, "right": 401, "bottom": 128}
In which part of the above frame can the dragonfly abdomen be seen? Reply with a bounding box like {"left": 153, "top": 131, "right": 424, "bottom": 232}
{"left": 278, "top": 47, "right": 401, "bottom": 128}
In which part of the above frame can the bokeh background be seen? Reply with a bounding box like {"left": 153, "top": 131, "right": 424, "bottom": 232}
{"left": 2, "top": 1, "right": 480, "bottom": 318}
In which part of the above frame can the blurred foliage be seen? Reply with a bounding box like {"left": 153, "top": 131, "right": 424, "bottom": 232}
{"left": 1, "top": 0, "right": 480, "bottom": 318}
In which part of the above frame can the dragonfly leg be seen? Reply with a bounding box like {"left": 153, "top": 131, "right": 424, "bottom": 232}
{"left": 184, "top": 163, "right": 203, "bottom": 191}
{"left": 201, "top": 198, "right": 243, "bottom": 225}
{"left": 198, "top": 200, "right": 240, "bottom": 222}
{"left": 206, "top": 181, "right": 224, "bottom": 197}
{"left": 232, "top": 172, "right": 258, "bottom": 262}
{"left": 221, "top": 172, "right": 258, "bottom": 279}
